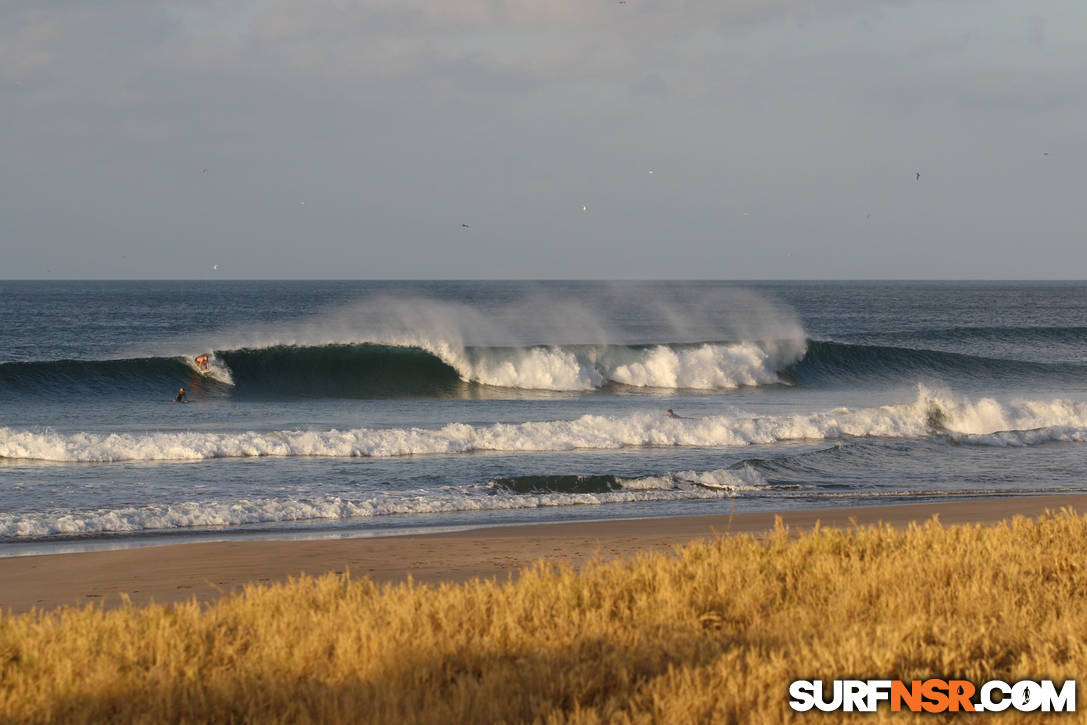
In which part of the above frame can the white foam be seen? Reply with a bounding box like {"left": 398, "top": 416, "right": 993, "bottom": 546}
{"left": 449, "top": 339, "right": 807, "bottom": 391}
{"left": 0, "top": 467, "right": 767, "bottom": 538}
{"left": 5, "top": 388, "right": 1086, "bottom": 463}
{"left": 606, "top": 342, "right": 800, "bottom": 389}
{"left": 457, "top": 346, "right": 605, "bottom": 390}
{"left": 182, "top": 354, "right": 234, "bottom": 385}
{"left": 949, "top": 427, "right": 1087, "bottom": 447}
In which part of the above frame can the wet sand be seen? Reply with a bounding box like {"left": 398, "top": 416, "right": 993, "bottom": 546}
{"left": 2, "top": 494, "right": 1083, "bottom": 614}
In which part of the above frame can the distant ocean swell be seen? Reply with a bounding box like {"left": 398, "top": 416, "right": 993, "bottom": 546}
{"left": 4, "top": 336, "right": 1086, "bottom": 399}
{"left": 785, "top": 341, "right": 1083, "bottom": 385}
{"left": 4, "top": 390, "right": 1087, "bottom": 463}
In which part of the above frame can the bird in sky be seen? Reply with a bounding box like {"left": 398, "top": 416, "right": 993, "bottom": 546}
{"left": 461, "top": 223, "right": 470, "bottom": 229}
{"left": 916, "top": 172, "right": 920, "bottom": 181}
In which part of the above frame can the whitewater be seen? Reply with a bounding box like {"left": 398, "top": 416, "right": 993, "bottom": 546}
{"left": 5, "top": 388, "right": 1087, "bottom": 463}
{"left": 3, "top": 280, "right": 1087, "bottom": 553}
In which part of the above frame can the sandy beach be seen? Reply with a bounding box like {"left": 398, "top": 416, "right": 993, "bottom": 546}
{"left": 2, "top": 494, "right": 1083, "bottom": 614}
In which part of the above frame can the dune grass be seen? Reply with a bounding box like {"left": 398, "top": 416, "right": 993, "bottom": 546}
{"left": 2, "top": 510, "right": 1086, "bottom": 723}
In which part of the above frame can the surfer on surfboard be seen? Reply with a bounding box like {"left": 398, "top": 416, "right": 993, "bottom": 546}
{"left": 174, "top": 387, "right": 188, "bottom": 403}
{"left": 195, "top": 354, "right": 210, "bottom": 372}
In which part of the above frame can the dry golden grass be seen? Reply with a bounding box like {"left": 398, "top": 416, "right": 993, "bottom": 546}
{"left": 2, "top": 510, "right": 1086, "bottom": 723}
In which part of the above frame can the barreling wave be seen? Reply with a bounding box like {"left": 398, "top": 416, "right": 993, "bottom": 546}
{"left": 0, "top": 338, "right": 804, "bottom": 399}
{"left": 219, "top": 339, "right": 801, "bottom": 395}
{"left": 5, "top": 388, "right": 1087, "bottom": 463}
{"left": 4, "top": 336, "right": 1086, "bottom": 401}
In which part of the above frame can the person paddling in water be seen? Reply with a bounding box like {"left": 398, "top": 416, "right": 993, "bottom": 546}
{"left": 667, "top": 409, "right": 676, "bottom": 418}
{"left": 174, "top": 387, "right": 187, "bottom": 403}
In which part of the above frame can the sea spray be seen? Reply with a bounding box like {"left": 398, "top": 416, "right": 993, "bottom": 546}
{"left": 126, "top": 288, "right": 809, "bottom": 392}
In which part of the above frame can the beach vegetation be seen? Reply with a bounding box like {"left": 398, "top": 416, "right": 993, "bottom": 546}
{"left": 2, "top": 510, "right": 1086, "bottom": 723}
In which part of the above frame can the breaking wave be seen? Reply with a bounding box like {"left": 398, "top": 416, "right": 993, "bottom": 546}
{"left": 5, "top": 388, "right": 1087, "bottom": 463}
{"left": 0, "top": 339, "right": 805, "bottom": 398}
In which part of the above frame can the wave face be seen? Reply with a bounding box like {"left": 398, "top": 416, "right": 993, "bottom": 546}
{"left": 5, "top": 388, "right": 1087, "bottom": 463}
{"left": 218, "top": 344, "right": 464, "bottom": 397}
{"left": 0, "top": 357, "right": 212, "bottom": 397}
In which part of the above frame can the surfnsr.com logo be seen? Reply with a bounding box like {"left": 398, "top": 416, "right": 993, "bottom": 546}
{"left": 789, "top": 679, "right": 1076, "bottom": 713}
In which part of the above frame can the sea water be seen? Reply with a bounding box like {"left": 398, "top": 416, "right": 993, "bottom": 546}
{"left": 2, "top": 280, "right": 1087, "bottom": 555}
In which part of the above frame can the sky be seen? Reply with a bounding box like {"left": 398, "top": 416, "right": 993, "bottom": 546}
{"left": 1, "top": 0, "right": 1085, "bottom": 279}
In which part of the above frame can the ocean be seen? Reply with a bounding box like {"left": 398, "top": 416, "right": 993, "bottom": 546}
{"left": 3, "top": 280, "right": 1087, "bottom": 556}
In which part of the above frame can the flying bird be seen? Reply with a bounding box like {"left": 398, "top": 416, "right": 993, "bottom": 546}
{"left": 916, "top": 172, "right": 920, "bottom": 181}
{"left": 461, "top": 223, "right": 470, "bottom": 229}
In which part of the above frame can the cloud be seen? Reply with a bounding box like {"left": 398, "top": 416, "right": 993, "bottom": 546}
{"left": 3, "top": 0, "right": 1086, "bottom": 278}
{"left": 3, "top": 0, "right": 881, "bottom": 89}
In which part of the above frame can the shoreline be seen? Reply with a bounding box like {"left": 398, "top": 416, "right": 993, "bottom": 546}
{"left": 2, "top": 493, "right": 1084, "bottom": 615}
